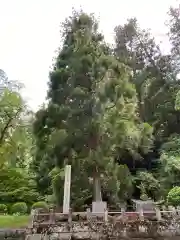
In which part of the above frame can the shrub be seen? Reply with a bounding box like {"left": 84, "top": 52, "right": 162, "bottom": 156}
{"left": 11, "top": 202, "right": 28, "bottom": 215}
{"left": 167, "top": 186, "right": 180, "bottom": 206}
{"left": 0, "top": 204, "right": 7, "bottom": 214}
{"left": 0, "top": 187, "right": 40, "bottom": 205}
{"left": 31, "top": 201, "right": 49, "bottom": 211}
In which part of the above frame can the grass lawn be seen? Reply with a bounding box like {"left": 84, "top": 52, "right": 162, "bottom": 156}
{"left": 0, "top": 215, "right": 30, "bottom": 228}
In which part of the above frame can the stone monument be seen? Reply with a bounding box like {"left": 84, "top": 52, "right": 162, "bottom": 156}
{"left": 62, "top": 165, "right": 107, "bottom": 215}
{"left": 63, "top": 165, "right": 71, "bottom": 214}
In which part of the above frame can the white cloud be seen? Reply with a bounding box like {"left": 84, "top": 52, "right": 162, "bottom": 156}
{"left": 0, "top": 0, "right": 178, "bottom": 111}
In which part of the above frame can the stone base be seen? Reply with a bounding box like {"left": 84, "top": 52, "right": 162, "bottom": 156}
{"left": 92, "top": 201, "right": 107, "bottom": 217}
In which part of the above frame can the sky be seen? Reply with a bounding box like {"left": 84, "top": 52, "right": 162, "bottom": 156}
{"left": 0, "top": 0, "right": 179, "bottom": 111}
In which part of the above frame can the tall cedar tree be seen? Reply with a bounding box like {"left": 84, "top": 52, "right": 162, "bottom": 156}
{"left": 33, "top": 11, "right": 147, "bottom": 206}
{"left": 33, "top": 11, "right": 112, "bottom": 199}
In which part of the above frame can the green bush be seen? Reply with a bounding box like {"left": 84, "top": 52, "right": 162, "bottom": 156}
{"left": 167, "top": 186, "right": 180, "bottom": 206}
{"left": 11, "top": 202, "right": 28, "bottom": 215}
{"left": 0, "top": 187, "right": 40, "bottom": 205}
{"left": 0, "top": 168, "right": 40, "bottom": 205}
{"left": 0, "top": 204, "right": 7, "bottom": 214}
{"left": 31, "top": 201, "right": 49, "bottom": 211}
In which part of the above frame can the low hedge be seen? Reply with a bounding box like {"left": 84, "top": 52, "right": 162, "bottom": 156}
{"left": 31, "top": 201, "right": 49, "bottom": 211}
{"left": 11, "top": 202, "right": 28, "bottom": 215}
{"left": 0, "top": 204, "right": 7, "bottom": 214}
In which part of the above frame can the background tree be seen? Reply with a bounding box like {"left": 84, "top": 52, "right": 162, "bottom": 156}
{"left": 168, "top": 7, "right": 180, "bottom": 76}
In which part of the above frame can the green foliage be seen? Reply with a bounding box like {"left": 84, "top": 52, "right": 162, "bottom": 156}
{"left": 161, "top": 134, "right": 180, "bottom": 157}
{"left": 135, "top": 171, "right": 160, "bottom": 200}
{"left": 157, "top": 134, "right": 180, "bottom": 197}
{"left": 0, "top": 168, "right": 39, "bottom": 204}
{"left": 175, "top": 90, "right": 180, "bottom": 110}
{"left": 0, "top": 204, "right": 7, "bottom": 214}
{"left": 32, "top": 201, "right": 49, "bottom": 211}
{"left": 114, "top": 17, "right": 179, "bottom": 142}
{"left": 11, "top": 202, "right": 28, "bottom": 215}
{"left": 0, "top": 76, "right": 36, "bottom": 207}
{"left": 0, "top": 168, "right": 28, "bottom": 191}
{"left": 0, "top": 188, "right": 39, "bottom": 205}
{"left": 44, "top": 194, "right": 56, "bottom": 209}
{"left": 167, "top": 187, "right": 180, "bottom": 206}
{"left": 168, "top": 7, "right": 180, "bottom": 74}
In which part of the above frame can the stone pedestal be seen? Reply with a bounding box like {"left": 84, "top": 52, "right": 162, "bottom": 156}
{"left": 92, "top": 201, "right": 107, "bottom": 217}
{"left": 132, "top": 199, "right": 155, "bottom": 213}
